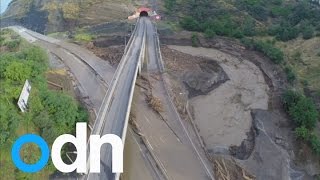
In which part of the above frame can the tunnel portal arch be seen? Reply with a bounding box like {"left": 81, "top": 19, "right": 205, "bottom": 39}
{"left": 140, "top": 11, "right": 149, "bottom": 17}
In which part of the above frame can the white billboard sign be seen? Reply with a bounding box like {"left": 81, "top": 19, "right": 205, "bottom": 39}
{"left": 17, "top": 80, "right": 31, "bottom": 112}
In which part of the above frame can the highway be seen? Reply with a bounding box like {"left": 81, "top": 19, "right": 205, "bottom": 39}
{"left": 88, "top": 16, "right": 214, "bottom": 180}
{"left": 10, "top": 16, "right": 215, "bottom": 180}
{"left": 86, "top": 17, "right": 147, "bottom": 180}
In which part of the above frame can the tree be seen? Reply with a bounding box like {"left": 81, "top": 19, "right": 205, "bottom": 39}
{"left": 164, "top": 0, "right": 176, "bottom": 12}
{"left": 180, "top": 16, "right": 200, "bottom": 31}
{"left": 242, "top": 18, "right": 256, "bottom": 36}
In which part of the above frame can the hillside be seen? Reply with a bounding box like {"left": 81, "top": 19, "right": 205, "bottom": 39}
{"left": 162, "top": 0, "right": 320, "bottom": 94}
{"left": 1, "top": 0, "right": 145, "bottom": 33}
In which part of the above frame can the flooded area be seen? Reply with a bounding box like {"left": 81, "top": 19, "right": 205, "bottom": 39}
{"left": 168, "top": 45, "right": 269, "bottom": 149}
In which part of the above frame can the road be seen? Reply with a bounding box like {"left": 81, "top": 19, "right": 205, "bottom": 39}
{"left": 88, "top": 16, "right": 215, "bottom": 180}
{"left": 86, "top": 17, "right": 147, "bottom": 180}
{"left": 10, "top": 16, "right": 215, "bottom": 180}
{"left": 10, "top": 26, "right": 114, "bottom": 111}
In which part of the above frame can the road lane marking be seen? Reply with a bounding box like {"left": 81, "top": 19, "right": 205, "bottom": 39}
{"left": 144, "top": 115, "right": 151, "bottom": 125}
{"left": 160, "top": 136, "right": 165, "bottom": 144}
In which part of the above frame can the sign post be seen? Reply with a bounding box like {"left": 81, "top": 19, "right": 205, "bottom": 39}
{"left": 17, "top": 80, "right": 31, "bottom": 112}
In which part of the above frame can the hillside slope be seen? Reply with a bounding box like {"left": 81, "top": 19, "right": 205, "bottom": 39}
{"left": 1, "top": 0, "right": 144, "bottom": 33}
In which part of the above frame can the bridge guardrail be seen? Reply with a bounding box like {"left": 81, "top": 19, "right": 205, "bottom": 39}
{"left": 85, "top": 18, "right": 141, "bottom": 179}
{"left": 115, "top": 22, "right": 147, "bottom": 180}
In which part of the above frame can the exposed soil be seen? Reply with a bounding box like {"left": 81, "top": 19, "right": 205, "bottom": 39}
{"left": 86, "top": 43, "right": 125, "bottom": 67}
{"left": 159, "top": 35, "right": 320, "bottom": 179}
{"left": 183, "top": 60, "right": 229, "bottom": 98}
{"left": 162, "top": 45, "right": 269, "bottom": 149}
{"left": 93, "top": 36, "right": 128, "bottom": 48}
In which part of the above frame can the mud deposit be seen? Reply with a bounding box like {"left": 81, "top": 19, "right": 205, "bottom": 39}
{"left": 183, "top": 60, "right": 229, "bottom": 98}
{"left": 167, "top": 46, "right": 269, "bottom": 150}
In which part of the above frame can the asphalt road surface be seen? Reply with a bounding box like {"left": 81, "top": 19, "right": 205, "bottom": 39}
{"left": 87, "top": 17, "right": 147, "bottom": 180}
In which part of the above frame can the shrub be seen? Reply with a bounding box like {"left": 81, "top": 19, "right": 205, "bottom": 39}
{"left": 292, "top": 51, "right": 302, "bottom": 61}
{"left": 180, "top": 16, "right": 200, "bottom": 31}
{"left": 295, "top": 126, "right": 310, "bottom": 141}
{"left": 302, "top": 26, "right": 314, "bottom": 39}
{"left": 242, "top": 18, "right": 256, "bottom": 36}
{"left": 204, "top": 28, "right": 216, "bottom": 38}
{"left": 254, "top": 40, "right": 284, "bottom": 64}
{"left": 284, "top": 66, "right": 296, "bottom": 84}
{"left": 74, "top": 33, "right": 94, "bottom": 42}
{"left": 4, "top": 39, "right": 21, "bottom": 50}
{"left": 310, "top": 133, "right": 320, "bottom": 154}
{"left": 269, "top": 22, "right": 299, "bottom": 41}
{"left": 282, "top": 90, "right": 303, "bottom": 110}
{"left": 288, "top": 97, "right": 319, "bottom": 129}
{"left": 191, "top": 33, "right": 199, "bottom": 47}
{"left": 0, "top": 36, "right": 5, "bottom": 45}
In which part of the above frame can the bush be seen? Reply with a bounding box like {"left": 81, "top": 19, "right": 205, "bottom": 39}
{"left": 0, "top": 36, "right": 5, "bottom": 45}
{"left": 4, "top": 39, "right": 21, "bottom": 50}
{"left": 180, "top": 16, "right": 200, "bottom": 31}
{"left": 204, "top": 28, "right": 216, "bottom": 38}
{"left": 74, "top": 33, "right": 94, "bottom": 42}
{"left": 242, "top": 18, "right": 256, "bottom": 36}
{"left": 288, "top": 97, "right": 319, "bottom": 129}
{"left": 269, "top": 22, "right": 299, "bottom": 41}
{"left": 191, "top": 33, "right": 199, "bottom": 47}
{"left": 310, "top": 133, "right": 320, "bottom": 154}
{"left": 254, "top": 40, "right": 284, "bottom": 64}
{"left": 282, "top": 90, "right": 303, "bottom": 111}
{"left": 302, "top": 26, "right": 314, "bottom": 39}
{"left": 295, "top": 126, "right": 310, "bottom": 141}
{"left": 284, "top": 66, "right": 296, "bottom": 84}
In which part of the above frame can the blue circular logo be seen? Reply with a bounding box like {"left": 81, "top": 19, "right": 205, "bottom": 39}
{"left": 11, "top": 134, "right": 50, "bottom": 173}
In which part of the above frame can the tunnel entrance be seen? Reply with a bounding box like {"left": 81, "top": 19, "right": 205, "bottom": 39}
{"left": 140, "top": 11, "right": 149, "bottom": 17}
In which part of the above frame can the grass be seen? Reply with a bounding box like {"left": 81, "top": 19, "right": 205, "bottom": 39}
{"left": 277, "top": 37, "right": 320, "bottom": 91}
{"left": 0, "top": 119, "right": 54, "bottom": 180}
{"left": 74, "top": 32, "right": 95, "bottom": 42}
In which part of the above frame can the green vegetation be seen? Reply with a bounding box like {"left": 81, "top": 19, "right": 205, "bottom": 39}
{"left": 284, "top": 66, "right": 296, "bottom": 84}
{"left": 74, "top": 32, "right": 95, "bottom": 42}
{"left": 175, "top": 0, "right": 320, "bottom": 41}
{"left": 282, "top": 90, "right": 320, "bottom": 154}
{"left": 164, "top": 0, "right": 177, "bottom": 13}
{"left": 241, "top": 38, "right": 284, "bottom": 64}
{"left": 164, "top": 0, "right": 320, "bottom": 156}
{"left": 0, "top": 29, "right": 88, "bottom": 179}
{"left": 191, "top": 33, "right": 199, "bottom": 47}
{"left": 302, "top": 25, "right": 315, "bottom": 39}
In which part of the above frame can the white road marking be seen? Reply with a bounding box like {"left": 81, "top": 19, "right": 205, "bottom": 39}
{"left": 144, "top": 115, "right": 151, "bottom": 125}
{"left": 129, "top": 130, "right": 142, "bottom": 152}
{"left": 159, "top": 136, "right": 165, "bottom": 143}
